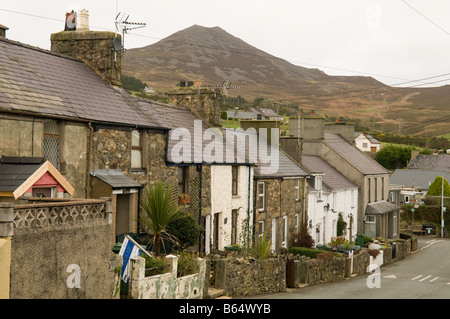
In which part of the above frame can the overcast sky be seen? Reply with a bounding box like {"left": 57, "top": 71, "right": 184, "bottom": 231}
{"left": 1, "top": 1, "right": 450, "bottom": 87}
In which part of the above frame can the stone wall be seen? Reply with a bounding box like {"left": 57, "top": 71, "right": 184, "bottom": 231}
{"left": 50, "top": 31, "right": 122, "bottom": 86}
{"left": 168, "top": 87, "right": 221, "bottom": 127}
{"left": 214, "top": 257, "right": 286, "bottom": 297}
{"left": 293, "top": 255, "right": 346, "bottom": 286}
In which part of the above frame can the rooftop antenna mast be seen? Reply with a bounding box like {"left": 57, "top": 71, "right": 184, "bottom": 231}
{"left": 114, "top": 12, "right": 146, "bottom": 51}
{"left": 200, "top": 80, "right": 244, "bottom": 96}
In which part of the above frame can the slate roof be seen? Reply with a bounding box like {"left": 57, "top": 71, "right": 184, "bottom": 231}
{"left": 408, "top": 155, "right": 450, "bottom": 170}
{"left": 138, "top": 98, "right": 259, "bottom": 165}
{"left": 389, "top": 169, "right": 450, "bottom": 191}
{"left": 301, "top": 155, "right": 358, "bottom": 191}
{"left": 90, "top": 169, "right": 142, "bottom": 189}
{"left": 324, "top": 131, "right": 388, "bottom": 175}
{"left": 354, "top": 132, "right": 380, "bottom": 144}
{"left": 226, "top": 111, "right": 257, "bottom": 120}
{"left": 255, "top": 149, "right": 309, "bottom": 179}
{"left": 365, "top": 201, "right": 399, "bottom": 215}
{"left": 0, "top": 37, "right": 170, "bottom": 129}
{"left": 0, "top": 157, "right": 45, "bottom": 192}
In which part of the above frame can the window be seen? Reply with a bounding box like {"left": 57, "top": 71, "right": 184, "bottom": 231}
{"left": 282, "top": 216, "right": 288, "bottom": 248}
{"left": 381, "top": 177, "right": 385, "bottom": 200}
{"left": 258, "top": 221, "right": 265, "bottom": 239}
{"left": 258, "top": 182, "right": 265, "bottom": 212}
{"left": 389, "top": 191, "right": 396, "bottom": 203}
{"left": 232, "top": 165, "right": 238, "bottom": 196}
{"left": 295, "top": 179, "right": 300, "bottom": 201}
{"left": 131, "top": 130, "right": 142, "bottom": 169}
{"left": 404, "top": 195, "right": 410, "bottom": 204}
{"left": 366, "top": 215, "right": 376, "bottom": 223}
{"left": 177, "top": 166, "right": 189, "bottom": 194}
{"left": 231, "top": 209, "right": 238, "bottom": 245}
{"left": 363, "top": 143, "right": 368, "bottom": 148}
{"left": 43, "top": 119, "right": 60, "bottom": 169}
{"left": 375, "top": 178, "right": 378, "bottom": 202}
{"left": 367, "top": 178, "right": 371, "bottom": 203}
{"left": 294, "top": 214, "right": 299, "bottom": 234}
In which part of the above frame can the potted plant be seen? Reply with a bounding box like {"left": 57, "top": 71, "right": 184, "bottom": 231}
{"left": 178, "top": 193, "right": 190, "bottom": 205}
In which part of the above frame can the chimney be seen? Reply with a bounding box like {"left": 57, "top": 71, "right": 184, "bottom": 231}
{"left": 324, "top": 120, "right": 355, "bottom": 144}
{"left": 0, "top": 24, "right": 8, "bottom": 38}
{"left": 50, "top": 9, "right": 122, "bottom": 86}
{"left": 168, "top": 87, "right": 222, "bottom": 127}
{"left": 239, "top": 119, "right": 281, "bottom": 146}
{"left": 289, "top": 116, "right": 325, "bottom": 156}
{"left": 280, "top": 136, "right": 302, "bottom": 164}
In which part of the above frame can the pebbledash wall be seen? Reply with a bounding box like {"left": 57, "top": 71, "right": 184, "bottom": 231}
{"left": 7, "top": 198, "right": 121, "bottom": 299}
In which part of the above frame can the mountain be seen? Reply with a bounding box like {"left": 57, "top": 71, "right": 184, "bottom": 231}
{"left": 123, "top": 25, "right": 450, "bottom": 137}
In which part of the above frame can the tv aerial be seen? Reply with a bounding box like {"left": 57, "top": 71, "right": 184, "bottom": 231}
{"left": 114, "top": 12, "right": 146, "bottom": 51}
{"left": 200, "top": 80, "right": 244, "bottom": 96}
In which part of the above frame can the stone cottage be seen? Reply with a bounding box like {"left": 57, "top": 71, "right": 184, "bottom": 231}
{"left": 139, "top": 95, "right": 256, "bottom": 254}
{"left": 0, "top": 17, "right": 189, "bottom": 244}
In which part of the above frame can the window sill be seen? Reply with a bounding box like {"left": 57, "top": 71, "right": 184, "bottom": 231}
{"left": 132, "top": 169, "right": 147, "bottom": 174}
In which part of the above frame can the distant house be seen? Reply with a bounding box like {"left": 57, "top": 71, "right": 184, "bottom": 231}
{"left": 389, "top": 169, "right": 450, "bottom": 205}
{"left": 225, "top": 110, "right": 257, "bottom": 120}
{"left": 249, "top": 107, "right": 284, "bottom": 121}
{"left": 354, "top": 132, "right": 381, "bottom": 153}
{"left": 408, "top": 154, "right": 450, "bottom": 170}
{"left": 302, "top": 155, "right": 358, "bottom": 246}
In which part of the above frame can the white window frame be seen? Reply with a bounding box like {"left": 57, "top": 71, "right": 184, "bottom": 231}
{"left": 282, "top": 215, "right": 288, "bottom": 248}
{"left": 295, "top": 178, "right": 300, "bottom": 201}
{"left": 258, "top": 181, "right": 265, "bottom": 212}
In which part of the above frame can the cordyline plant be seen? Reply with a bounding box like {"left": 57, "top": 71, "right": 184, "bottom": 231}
{"left": 139, "top": 182, "right": 187, "bottom": 257}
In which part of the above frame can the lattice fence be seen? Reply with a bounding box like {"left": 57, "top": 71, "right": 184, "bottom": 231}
{"left": 13, "top": 201, "right": 106, "bottom": 229}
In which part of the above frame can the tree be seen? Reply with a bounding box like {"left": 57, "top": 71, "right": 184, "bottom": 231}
{"left": 336, "top": 213, "right": 347, "bottom": 237}
{"left": 427, "top": 176, "right": 450, "bottom": 197}
{"left": 139, "top": 182, "right": 186, "bottom": 256}
{"left": 375, "top": 144, "right": 425, "bottom": 169}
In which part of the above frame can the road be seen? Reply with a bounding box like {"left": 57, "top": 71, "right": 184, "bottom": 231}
{"left": 243, "top": 238, "right": 450, "bottom": 299}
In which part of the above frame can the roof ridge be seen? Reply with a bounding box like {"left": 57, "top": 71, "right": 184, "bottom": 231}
{"left": 0, "top": 36, "right": 82, "bottom": 63}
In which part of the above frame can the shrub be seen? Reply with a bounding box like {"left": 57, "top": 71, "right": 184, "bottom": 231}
{"left": 336, "top": 213, "right": 347, "bottom": 237}
{"left": 289, "top": 247, "right": 331, "bottom": 259}
{"left": 368, "top": 249, "right": 380, "bottom": 258}
{"left": 177, "top": 252, "right": 199, "bottom": 277}
{"left": 142, "top": 254, "right": 166, "bottom": 277}
{"left": 166, "top": 214, "right": 202, "bottom": 251}
{"left": 250, "top": 232, "right": 271, "bottom": 260}
{"left": 291, "top": 222, "right": 315, "bottom": 248}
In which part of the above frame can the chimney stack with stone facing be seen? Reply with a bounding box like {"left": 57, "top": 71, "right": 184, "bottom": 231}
{"left": 50, "top": 9, "right": 122, "bottom": 86}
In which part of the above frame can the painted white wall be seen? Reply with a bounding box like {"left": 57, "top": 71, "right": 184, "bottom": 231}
{"left": 210, "top": 165, "right": 254, "bottom": 251}
{"left": 307, "top": 188, "right": 358, "bottom": 246}
{"left": 355, "top": 134, "right": 380, "bottom": 153}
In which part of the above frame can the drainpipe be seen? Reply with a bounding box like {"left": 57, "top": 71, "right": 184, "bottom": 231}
{"left": 247, "top": 164, "right": 251, "bottom": 248}
{"left": 86, "top": 122, "right": 94, "bottom": 199}
{"left": 198, "top": 164, "right": 203, "bottom": 253}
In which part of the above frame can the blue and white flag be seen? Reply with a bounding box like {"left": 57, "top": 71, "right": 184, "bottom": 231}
{"left": 119, "top": 235, "right": 141, "bottom": 283}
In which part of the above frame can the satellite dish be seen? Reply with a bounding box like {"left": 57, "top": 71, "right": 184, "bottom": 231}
{"left": 113, "top": 37, "right": 123, "bottom": 52}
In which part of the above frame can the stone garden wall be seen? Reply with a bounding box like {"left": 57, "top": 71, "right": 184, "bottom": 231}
{"left": 214, "top": 257, "right": 286, "bottom": 297}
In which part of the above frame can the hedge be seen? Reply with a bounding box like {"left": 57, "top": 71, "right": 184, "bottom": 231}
{"left": 289, "top": 247, "right": 332, "bottom": 258}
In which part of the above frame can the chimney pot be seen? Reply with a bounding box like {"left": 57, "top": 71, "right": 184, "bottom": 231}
{"left": 77, "top": 9, "right": 89, "bottom": 31}
{"left": 0, "top": 24, "right": 9, "bottom": 38}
